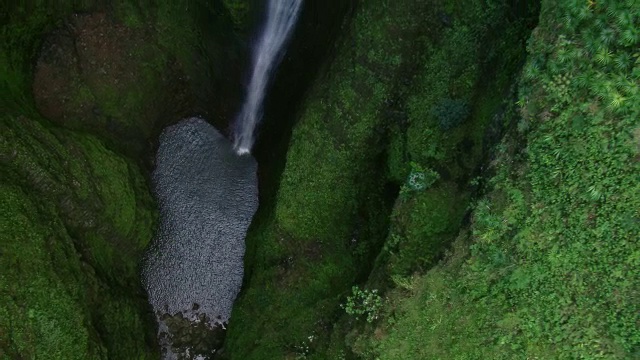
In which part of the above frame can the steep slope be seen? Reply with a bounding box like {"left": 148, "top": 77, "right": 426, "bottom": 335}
{"left": 1, "top": 1, "right": 247, "bottom": 358}
{"left": 1, "top": 115, "right": 158, "bottom": 358}
{"left": 225, "top": 0, "right": 538, "bottom": 358}
{"left": 357, "top": 0, "right": 640, "bottom": 358}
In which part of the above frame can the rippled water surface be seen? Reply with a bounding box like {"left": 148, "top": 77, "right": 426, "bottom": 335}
{"left": 142, "top": 118, "right": 258, "bottom": 357}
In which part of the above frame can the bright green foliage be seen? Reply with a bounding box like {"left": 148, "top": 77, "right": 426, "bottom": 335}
{"left": 405, "top": 162, "right": 439, "bottom": 192}
{"left": 0, "top": 115, "right": 158, "bottom": 358}
{"left": 371, "top": 0, "right": 640, "bottom": 358}
{"left": 0, "top": 2, "right": 194, "bottom": 357}
{"left": 0, "top": 185, "right": 96, "bottom": 359}
{"left": 341, "top": 286, "right": 383, "bottom": 323}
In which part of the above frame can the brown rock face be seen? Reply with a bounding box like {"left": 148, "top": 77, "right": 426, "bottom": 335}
{"left": 32, "top": 13, "right": 188, "bottom": 155}
{"left": 33, "top": 21, "right": 85, "bottom": 123}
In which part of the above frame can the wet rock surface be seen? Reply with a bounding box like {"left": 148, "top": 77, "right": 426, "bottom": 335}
{"left": 142, "top": 118, "right": 258, "bottom": 359}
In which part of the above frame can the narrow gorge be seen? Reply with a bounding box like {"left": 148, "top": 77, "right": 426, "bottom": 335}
{"left": 2, "top": 1, "right": 638, "bottom": 360}
{"left": 141, "top": 1, "right": 303, "bottom": 357}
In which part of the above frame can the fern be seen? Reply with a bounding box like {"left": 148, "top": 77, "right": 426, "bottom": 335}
{"left": 620, "top": 28, "right": 639, "bottom": 47}
{"left": 595, "top": 48, "right": 613, "bottom": 65}
{"left": 523, "top": 62, "right": 540, "bottom": 80}
{"left": 556, "top": 48, "right": 570, "bottom": 64}
{"left": 599, "top": 27, "right": 616, "bottom": 46}
{"left": 614, "top": 53, "right": 632, "bottom": 70}
{"left": 589, "top": 78, "right": 609, "bottom": 100}
{"left": 608, "top": 92, "right": 626, "bottom": 110}
{"left": 615, "top": 11, "right": 633, "bottom": 29}
{"left": 574, "top": 72, "right": 591, "bottom": 89}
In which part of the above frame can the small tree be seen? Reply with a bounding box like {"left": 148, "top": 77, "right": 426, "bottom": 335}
{"left": 341, "top": 286, "right": 383, "bottom": 323}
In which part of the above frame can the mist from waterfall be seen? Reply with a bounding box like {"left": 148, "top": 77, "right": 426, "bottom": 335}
{"left": 233, "top": 0, "right": 304, "bottom": 155}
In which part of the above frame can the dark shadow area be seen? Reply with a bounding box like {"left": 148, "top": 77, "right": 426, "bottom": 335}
{"left": 240, "top": 0, "right": 358, "bottom": 277}
{"left": 251, "top": 0, "right": 358, "bottom": 203}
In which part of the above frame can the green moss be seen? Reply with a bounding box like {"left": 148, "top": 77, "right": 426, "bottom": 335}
{"left": 3, "top": 1, "right": 242, "bottom": 158}
{"left": 222, "top": 0, "right": 252, "bottom": 30}
{"left": 0, "top": 185, "right": 97, "bottom": 359}
{"left": 369, "top": 0, "right": 639, "bottom": 358}
{"left": 226, "top": 0, "right": 444, "bottom": 358}
{"left": 386, "top": 124, "right": 409, "bottom": 183}
{"left": 1, "top": 3, "right": 85, "bottom": 116}
{"left": 1, "top": 114, "right": 158, "bottom": 358}
{"left": 71, "top": 134, "right": 137, "bottom": 238}
{"left": 374, "top": 0, "right": 534, "bottom": 284}
{"left": 225, "top": 0, "right": 538, "bottom": 357}
{"left": 319, "top": 0, "right": 542, "bottom": 357}
{"left": 0, "top": 1, "right": 245, "bottom": 357}
{"left": 388, "top": 182, "right": 467, "bottom": 276}
{"left": 373, "top": 247, "right": 509, "bottom": 359}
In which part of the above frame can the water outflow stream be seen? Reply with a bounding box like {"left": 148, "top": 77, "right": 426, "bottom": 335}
{"left": 233, "top": 0, "right": 304, "bottom": 154}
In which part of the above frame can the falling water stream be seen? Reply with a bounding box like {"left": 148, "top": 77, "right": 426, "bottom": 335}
{"left": 142, "top": 1, "right": 304, "bottom": 358}
{"left": 233, "top": 0, "right": 304, "bottom": 154}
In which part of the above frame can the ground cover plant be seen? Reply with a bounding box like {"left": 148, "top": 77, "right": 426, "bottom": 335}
{"left": 353, "top": 0, "right": 639, "bottom": 358}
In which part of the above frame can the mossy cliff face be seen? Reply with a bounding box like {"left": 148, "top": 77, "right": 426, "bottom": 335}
{"left": 1, "top": 1, "right": 247, "bottom": 358}
{"left": 31, "top": 12, "right": 181, "bottom": 157}
{"left": 3, "top": 0, "right": 636, "bottom": 359}
{"left": 225, "top": 0, "right": 538, "bottom": 358}
{"left": 233, "top": 0, "right": 636, "bottom": 359}
{"left": 3, "top": 1, "right": 247, "bottom": 157}
{"left": 0, "top": 115, "right": 158, "bottom": 358}
{"left": 226, "top": 0, "right": 437, "bottom": 355}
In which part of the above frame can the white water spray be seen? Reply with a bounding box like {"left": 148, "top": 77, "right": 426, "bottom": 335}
{"left": 233, "top": 0, "right": 304, "bottom": 155}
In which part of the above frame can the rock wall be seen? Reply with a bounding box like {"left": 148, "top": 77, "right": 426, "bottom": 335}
{"left": 1, "top": 115, "right": 158, "bottom": 358}
{"left": 224, "top": 0, "right": 539, "bottom": 358}
{"left": 1, "top": 1, "right": 247, "bottom": 358}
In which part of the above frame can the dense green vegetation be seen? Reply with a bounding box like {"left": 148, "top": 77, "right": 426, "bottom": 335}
{"left": 1, "top": 1, "right": 248, "bottom": 358}
{"left": 2, "top": 0, "right": 638, "bottom": 358}
{"left": 227, "top": 0, "right": 638, "bottom": 359}
{"left": 369, "top": 0, "right": 639, "bottom": 358}
{"left": 331, "top": 0, "right": 639, "bottom": 359}
{"left": 1, "top": 115, "right": 158, "bottom": 359}
{"left": 225, "top": 0, "right": 539, "bottom": 358}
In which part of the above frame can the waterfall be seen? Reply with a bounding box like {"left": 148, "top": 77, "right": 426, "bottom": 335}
{"left": 233, "top": 0, "right": 304, "bottom": 155}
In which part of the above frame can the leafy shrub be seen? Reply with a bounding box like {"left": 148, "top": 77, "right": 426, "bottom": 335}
{"left": 431, "top": 98, "right": 471, "bottom": 130}
{"left": 405, "top": 162, "right": 440, "bottom": 192}
{"left": 341, "top": 286, "right": 383, "bottom": 323}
